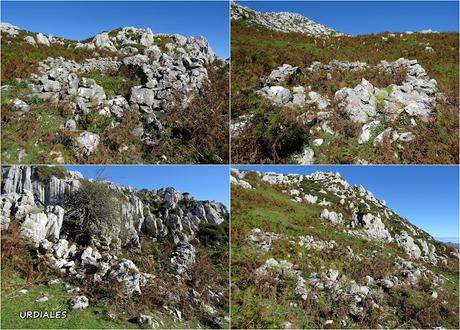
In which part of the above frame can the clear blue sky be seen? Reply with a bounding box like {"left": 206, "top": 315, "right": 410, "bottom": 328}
{"left": 238, "top": 1, "right": 459, "bottom": 35}
{"left": 1, "top": 1, "right": 229, "bottom": 58}
{"left": 234, "top": 165, "right": 459, "bottom": 240}
{"left": 66, "top": 166, "right": 230, "bottom": 208}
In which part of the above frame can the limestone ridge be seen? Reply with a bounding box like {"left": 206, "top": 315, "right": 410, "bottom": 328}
{"left": 231, "top": 168, "right": 455, "bottom": 266}
{"left": 1, "top": 166, "right": 228, "bottom": 288}
{"left": 2, "top": 166, "right": 228, "bottom": 247}
{"left": 1, "top": 23, "right": 223, "bottom": 158}
{"left": 230, "top": 1, "right": 345, "bottom": 37}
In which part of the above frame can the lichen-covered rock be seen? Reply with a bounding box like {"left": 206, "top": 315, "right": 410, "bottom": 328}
{"left": 170, "top": 242, "right": 196, "bottom": 275}
{"left": 320, "top": 209, "right": 344, "bottom": 225}
{"left": 74, "top": 132, "right": 100, "bottom": 156}
{"left": 335, "top": 79, "right": 377, "bottom": 123}
{"left": 109, "top": 259, "right": 141, "bottom": 294}
{"left": 69, "top": 295, "right": 89, "bottom": 309}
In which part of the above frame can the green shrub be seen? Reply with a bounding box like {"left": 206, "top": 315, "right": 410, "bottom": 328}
{"left": 63, "top": 181, "right": 123, "bottom": 246}
{"left": 196, "top": 221, "right": 228, "bottom": 246}
{"left": 35, "top": 166, "right": 67, "bottom": 185}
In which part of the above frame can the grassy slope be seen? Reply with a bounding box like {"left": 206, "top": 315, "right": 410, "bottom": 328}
{"left": 231, "top": 21, "right": 459, "bottom": 164}
{"left": 1, "top": 222, "right": 228, "bottom": 329}
{"left": 230, "top": 180, "right": 459, "bottom": 329}
{"left": 1, "top": 31, "right": 229, "bottom": 165}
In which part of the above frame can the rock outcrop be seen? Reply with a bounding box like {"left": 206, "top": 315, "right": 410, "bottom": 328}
{"left": 231, "top": 168, "right": 451, "bottom": 266}
{"left": 231, "top": 2, "right": 344, "bottom": 37}
{"left": 1, "top": 23, "right": 222, "bottom": 159}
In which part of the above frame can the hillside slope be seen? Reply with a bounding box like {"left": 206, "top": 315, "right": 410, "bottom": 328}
{"left": 231, "top": 2, "right": 344, "bottom": 37}
{"left": 1, "top": 166, "right": 229, "bottom": 329}
{"left": 231, "top": 8, "right": 458, "bottom": 164}
{"left": 231, "top": 169, "right": 459, "bottom": 329}
{"left": 1, "top": 23, "right": 228, "bottom": 164}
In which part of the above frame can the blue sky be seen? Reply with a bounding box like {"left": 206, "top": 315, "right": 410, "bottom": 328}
{"left": 234, "top": 165, "right": 459, "bottom": 240}
{"left": 238, "top": 1, "right": 459, "bottom": 35}
{"left": 1, "top": 1, "right": 229, "bottom": 58}
{"left": 66, "top": 166, "right": 230, "bottom": 208}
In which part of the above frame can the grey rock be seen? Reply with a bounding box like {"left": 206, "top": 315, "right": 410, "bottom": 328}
{"left": 256, "top": 86, "right": 292, "bottom": 106}
{"left": 134, "top": 314, "right": 154, "bottom": 327}
{"left": 263, "top": 64, "right": 299, "bottom": 85}
{"left": 36, "top": 296, "right": 49, "bottom": 303}
{"left": 144, "top": 45, "right": 162, "bottom": 61}
{"left": 110, "top": 259, "right": 141, "bottom": 294}
{"left": 358, "top": 120, "right": 380, "bottom": 144}
{"left": 320, "top": 209, "right": 344, "bottom": 225}
{"left": 335, "top": 79, "right": 377, "bottom": 123}
{"left": 351, "top": 212, "right": 393, "bottom": 242}
{"left": 130, "top": 87, "right": 156, "bottom": 107}
{"left": 74, "top": 132, "right": 100, "bottom": 156}
{"left": 24, "top": 35, "right": 36, "bottom": 46}
{"left": 296, "top": 147, "right": 315, "bottom": 165}
{"left": 11, "top": 98, "right": 30, "bottom": 115}
{"left": 170, "top": 242, "right": 196, "bottom": 275}
{"left": 92, "top": 32, "right": 116, "bottom": 51}
{"left": 63, "top": 119, "right": 77, "bottom": 131}
{"left": 395, "top": 231, "right": 422, "bottom": 259}
{"left": 35, "top": 33, "right": 50, "bottom": 46}
{"left": 69, "top": 295, "right": 89, "bottom": 309}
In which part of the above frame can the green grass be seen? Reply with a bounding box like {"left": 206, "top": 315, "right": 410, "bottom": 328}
{"left": 1, "top": 267, "right": 137, "bottom": 329}
{"left": 231, "top": 21, "right": 459, "bottom": 164}
{"left": 231, "top": 179, "right": 459, "bottom": 328}
{"left": 77, "top": 72, "right": 138, "bottom": 97}
{"left": 153, "top": 36, "right": 174, "bottom": 52}
{"left": 36, "top": 166, "right": 67, "bottom": 184}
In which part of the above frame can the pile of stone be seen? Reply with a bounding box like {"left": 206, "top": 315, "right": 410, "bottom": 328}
{"left": 250, "top": 58, "right": 443, "bottom": 161}
{"left": 5, "top": 25, "right": 220, "bottom": 158}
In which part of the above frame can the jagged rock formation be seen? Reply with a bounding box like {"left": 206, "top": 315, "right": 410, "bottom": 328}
{"left": 2, "top": 166, "right": 227, "bottom": 247}
{"left": 231, "top": 2, "right": 344, "bottom": 37}
{"left": 1, "top": 166, "right": 229, "bottom": 326}
{"left": 231, "top": 168, "right": 458, "bottom": 328}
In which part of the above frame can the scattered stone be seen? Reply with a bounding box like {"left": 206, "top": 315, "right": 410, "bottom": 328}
{"left": 297, "top": 147, "right": 315, "bottom": 164}
{"left": 11, "top": 98, "right": 30, "bottom": 115}
{"left": 69, "top": 295, "right": 89, "bottom": 309}
{"left": 36, "top": 296, "right": 49, "bottom": 303}
{"left": 74, "top": 132, "right": 100, "bottom": 156}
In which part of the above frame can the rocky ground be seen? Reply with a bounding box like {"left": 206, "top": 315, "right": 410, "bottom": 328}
{"left": 1, "top": 23, "right": 229, "bottom": 164}
{"left": 231, "top": 169, "right": 459, "bottom": 329}
{"left": 231, "top": 2, "right": 459, "bottom": 164}
{"left": 1, "top": 166, "right": 229, "bottom": 328}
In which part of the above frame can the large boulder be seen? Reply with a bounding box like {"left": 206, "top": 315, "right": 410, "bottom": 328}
{"left": 92, "top": 32, "right": 117, "bottom": 51}
{"left": 20, "top": 205, "right": 64, "bottom": 243}
{"left": 351, "top": 212, "right": 393, "bottom": 242}
{"left": 35, "top": 33, "right": 50, "bottom": 46}
{"left": 11, "top": 99, "right": 30, "bottom": 115}
{"left": 262, "top": 64, "right": 299, "bottom": 85}
{"left": 320, "top": 209, "right": 344, "bottom": 225}
{"left": 395, "top": 230, "right": 422, "bottom": 259}
{"left": 109, "top": 259, "right": 141, "bottom": 294}
{"left": 74, "top": 132, "right": 100, "bottom": 156}
{"left": 335, "top": 79, "right": 377, "bottom": 123}
{"left": 69, "top": 296, "right": 89, "bottom": 309}
{"left": 170, "top": 242, "right": 196, "bottom": 275}
{"left": 256, "top": 86, "right": 292, "bottom": 106}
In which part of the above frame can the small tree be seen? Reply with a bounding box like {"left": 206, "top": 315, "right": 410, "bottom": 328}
{"left": 63, "top": 180, "right": 122, "bottom": 246}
